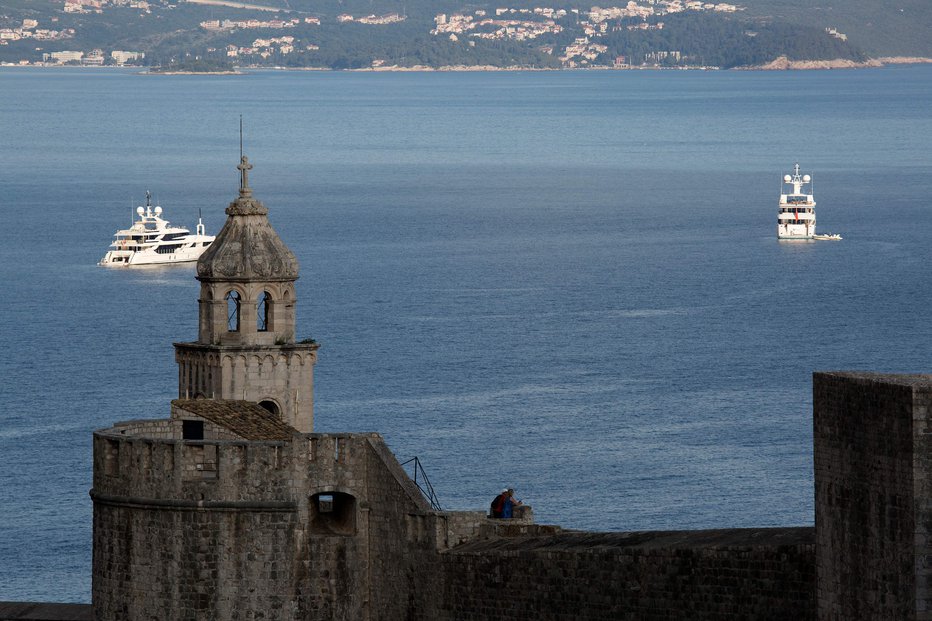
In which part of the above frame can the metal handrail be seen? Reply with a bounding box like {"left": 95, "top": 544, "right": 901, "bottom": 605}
{"left": 400, "top": 456, "right": 442, "bottom": 511}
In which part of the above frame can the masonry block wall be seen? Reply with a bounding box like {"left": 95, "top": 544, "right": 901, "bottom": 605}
{"left": 91, "top": 425, "right": 435, "bottom": 621}
{"left": 431, "top": 528, "right": 816, "bottom": 620}
{"left": 94, "top": 416, "right": 823, "bottom": 621}
{"left": 813, "top": 372, "right": 932, "bottom": 620}
{"left": 92, "top": 429, "right": 301, "bottom": 620}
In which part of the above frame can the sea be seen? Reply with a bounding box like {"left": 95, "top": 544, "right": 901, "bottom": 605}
{"left": 1, "top": 65, "right": 931, "bottom": 603}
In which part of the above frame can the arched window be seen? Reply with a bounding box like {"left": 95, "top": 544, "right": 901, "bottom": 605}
{"left": 257, "top": 291, "right": 271, "bottom": 332}
{"left": 258, "top": 399, "right": 280, "bottom": 417}
{"left": 225, "top": 290, "right": 240, "bottom": 332}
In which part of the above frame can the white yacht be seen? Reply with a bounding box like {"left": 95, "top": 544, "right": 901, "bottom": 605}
{"left": 777, "top": 164, "right": 841, "bottom": 241}
{"left": 99, "top": 192, "right": 215, "bottom": 266}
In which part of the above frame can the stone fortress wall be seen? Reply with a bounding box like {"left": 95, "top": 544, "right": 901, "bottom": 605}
{"left": 87, "top": 371, "right": 932, "bottom": 620}
{"left": 92, "top": 415, "right": 438, "bottom": 620}
{"left": 814, "top": 371, "right": 932, "bottom": 620}
{"left": 433, "top": 527, "right": 815, "bottom": 620}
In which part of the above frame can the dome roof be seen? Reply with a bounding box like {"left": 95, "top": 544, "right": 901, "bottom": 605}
{"left": 196, "top": 156, "right": 299, "bottom": 282}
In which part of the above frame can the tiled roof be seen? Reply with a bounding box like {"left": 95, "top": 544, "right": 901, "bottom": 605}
{"left": 172, "top": 399, "right": 297, "bottom": 440}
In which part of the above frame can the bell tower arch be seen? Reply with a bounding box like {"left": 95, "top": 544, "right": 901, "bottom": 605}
{"left": 174, "top": 155, "right": 318, "bottom": 432}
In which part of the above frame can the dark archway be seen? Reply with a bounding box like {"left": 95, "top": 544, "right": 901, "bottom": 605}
{"left": 258, "top": 400, "right": 280, "bottom": 418}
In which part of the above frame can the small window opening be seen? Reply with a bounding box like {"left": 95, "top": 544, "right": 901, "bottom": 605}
{"left": 310, "top": 491, "right": 356, "bottom": 536}
{"left": 182, "top": 420, "right": 204, "bottom": 440}
{"left": 225, "top": 290, "right": 241, "bottom": 332}
{"left": 257, "top": 291, "right": 270, "bottom": 332}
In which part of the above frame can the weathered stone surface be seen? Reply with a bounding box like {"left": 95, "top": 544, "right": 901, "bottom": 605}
{"left": 197, "top": 158, "right": 298, "bottom": 283}
{"left": 197, "top": 208, "right": 298, "bottom": 282}
{"left": 91, "top": 427, "right": 438, "bottom": 620}
{"left": 813, "top": 372, "right": 932, "bottom": 621}
{"left": 92, "top": 412, "right": 819, "bottom": 620}
{"left": 435, "top": 528, "right": 816, "bottom": 621}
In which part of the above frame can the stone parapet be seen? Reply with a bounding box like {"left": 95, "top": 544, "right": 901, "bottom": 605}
{"left": 435, "top": 527, "right": 815, "bottom": 620}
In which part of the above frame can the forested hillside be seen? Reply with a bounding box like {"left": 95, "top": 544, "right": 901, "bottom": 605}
{"left": 739, "top": 0, "right": 932, "bottom": 57}
{"left": 0, "top": 0, "right": 926, "bottom": 69}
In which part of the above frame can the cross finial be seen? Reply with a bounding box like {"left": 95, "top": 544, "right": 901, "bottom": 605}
{"left": 238, "top": 155, "right": 253, "bottom": 196}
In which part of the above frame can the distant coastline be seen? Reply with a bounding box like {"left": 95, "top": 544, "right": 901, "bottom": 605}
{"left": 254, "top": 56, "right": 932, "bottom": 72}
{"left": 296, "top": 56, "right": 932, "bottom": 72}
{"left": 4, "top": 56, "right": 932, "bottom": 73}
{"left": 144, "top": 70, "right": 243, "bottom": 75}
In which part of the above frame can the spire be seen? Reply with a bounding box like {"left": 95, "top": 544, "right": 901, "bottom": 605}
{"left": 237, "top": 116, "right": 252, "bottom": 198}
{"left": 196, "top": 154, "right": 297, "bottom": 282}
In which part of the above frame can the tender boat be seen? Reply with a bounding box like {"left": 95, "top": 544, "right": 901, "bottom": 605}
{"left": 777, "top": 163, "right": 841, "bottom": 241}
{"left": 99, "top": 192, "right": 214, "bottom": 266}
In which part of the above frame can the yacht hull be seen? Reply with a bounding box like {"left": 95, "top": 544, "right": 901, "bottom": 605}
{"left": 99, "top": 244, "right": 209, "bottom": 267}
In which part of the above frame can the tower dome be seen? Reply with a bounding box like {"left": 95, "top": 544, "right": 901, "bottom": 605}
{"left": 196, "top": 155, "right": 298, "bottom": 282}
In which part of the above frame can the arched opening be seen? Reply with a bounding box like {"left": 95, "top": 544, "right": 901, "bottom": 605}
{"left": 257, "top": 291, "right": 271, "bottom": 332}
{"left": 225, "top": 290, "right": 241, "bottom": 332}
{"left": 309, "top": 491, "right": 357, "bottom": 536}
{"left": 258, "top": 399, "right": 280, "bottom": 418}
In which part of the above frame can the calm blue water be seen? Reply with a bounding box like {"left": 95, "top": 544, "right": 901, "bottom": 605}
{"left": 1, "top": 66, "right": 931, "bottom": 602}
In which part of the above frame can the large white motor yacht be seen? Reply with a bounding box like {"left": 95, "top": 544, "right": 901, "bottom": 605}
{"left": 777, "top": 164, "right": 841, "bottom": 241}
{"left": 777, "top": 163, "right": 818, "bottom": 240}
{"left": 99, "top": 192, "right": 214, "bottom": 266}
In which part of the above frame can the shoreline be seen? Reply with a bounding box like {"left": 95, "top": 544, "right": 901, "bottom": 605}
{"left": 144, "top": 70, "right": 243, "bottom": 75}
{"left": 746, "top": 55, "right": 932, "bottom": 70}
{"left": 3, "top": 56, "right": 931, "bottom": 73}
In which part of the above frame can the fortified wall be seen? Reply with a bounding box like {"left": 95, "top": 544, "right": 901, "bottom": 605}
{"left": 91, "top": 371, "right": 932, "bottom": 620}
{"left": 92, "top": 401, "right": 817, "bottom": 621}
{"left": 92, "top": 401, "right": 470, "bottom": 619}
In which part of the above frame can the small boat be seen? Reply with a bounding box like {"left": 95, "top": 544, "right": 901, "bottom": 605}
{"left": 777, "top": 163, "right": 840, "bottom": 241}
{"left": 99, "top": 192, "right": 214, "bottom": 266}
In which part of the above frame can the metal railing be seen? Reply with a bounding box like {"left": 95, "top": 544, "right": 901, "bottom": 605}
{"left": 400, "top": 456, "right": 442, "bottom": 511}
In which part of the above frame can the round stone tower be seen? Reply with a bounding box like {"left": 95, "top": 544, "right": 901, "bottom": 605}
{"left": 174, "top": 155, "right": 318, "bottom": 432}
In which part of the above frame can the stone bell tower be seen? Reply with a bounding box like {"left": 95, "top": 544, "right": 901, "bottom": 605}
{"left": 173, "top": 155, "right": 318, "bottom": 432}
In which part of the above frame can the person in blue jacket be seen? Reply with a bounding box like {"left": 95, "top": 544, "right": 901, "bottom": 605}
{"left": 501, "top": 488, "right": 523, "bottom": 518}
